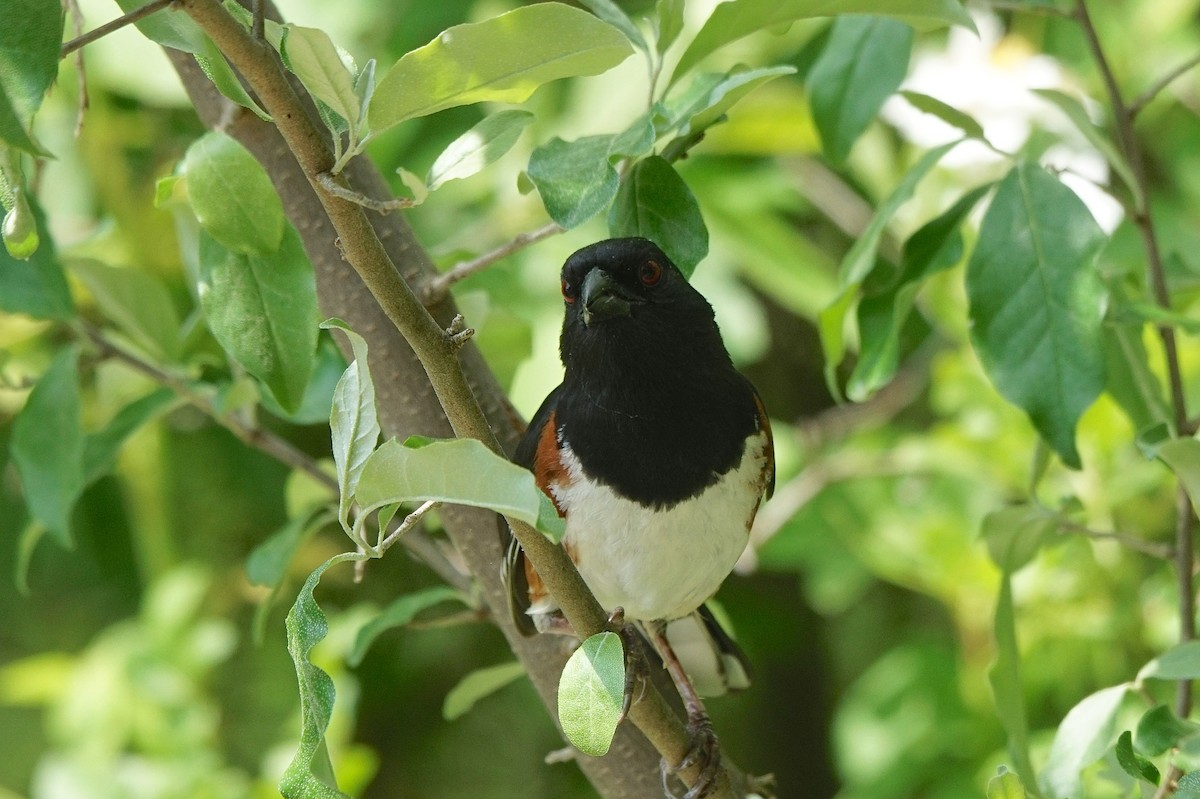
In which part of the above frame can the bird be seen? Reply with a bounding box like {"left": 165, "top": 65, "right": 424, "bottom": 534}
{"left": 502, "top": 237, "right": 774, "bottom": 798}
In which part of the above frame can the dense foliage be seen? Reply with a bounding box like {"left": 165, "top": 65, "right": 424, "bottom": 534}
{"left": 3, "top": 0, "right": 1200, "bottom": 797}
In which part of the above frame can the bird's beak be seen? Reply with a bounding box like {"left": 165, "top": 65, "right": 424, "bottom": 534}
{"left": 580, "top": 269, "right": 631, "bottom": 326}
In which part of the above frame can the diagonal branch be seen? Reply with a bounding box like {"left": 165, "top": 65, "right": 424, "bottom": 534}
{"left": 171, "top": 1, "right": 744, "bottom": 795}
{"left": 60, "top": 0, "right": 176, "bottom": 58}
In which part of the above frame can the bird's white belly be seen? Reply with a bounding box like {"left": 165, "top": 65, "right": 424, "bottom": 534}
{"left": 547, "top": 433, "right": 768, "bottom": 621}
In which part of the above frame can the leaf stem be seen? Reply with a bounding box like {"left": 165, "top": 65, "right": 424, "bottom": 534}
{"left": 60, "top": 0, "right": 177, "bottom": 58}
{"left": 421, "top": 221, "right": 563, "bottom": 304}
{"left": 1074, "top": 0, "right": 1195, "bottom": 724}
{"left": 1129, "top": 51, "right": 1200, "bottom": 120}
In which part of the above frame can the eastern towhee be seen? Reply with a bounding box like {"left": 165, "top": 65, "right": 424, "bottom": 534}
{"left": 504, "top": 238, "right": 775, "bottom": 797}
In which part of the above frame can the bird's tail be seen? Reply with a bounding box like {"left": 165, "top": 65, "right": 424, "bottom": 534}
{"left": 653, "top": 603, "right": 752, "bottom": 698}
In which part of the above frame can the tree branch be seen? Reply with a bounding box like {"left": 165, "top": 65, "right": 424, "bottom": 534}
{"left": 1129, "top": 51, "right": 1200, "bottom": 120}
{"left": 421, "top": 221, "right": 563, "bottom": 305}
{"left": 1075, "top": 0, "right": 1195, "bottom": 733}
{"left": 171, "top": 2, "right": 744, "bottom": 795}
{"left": 60, "top": 0, "right": 176, "bottom": 58}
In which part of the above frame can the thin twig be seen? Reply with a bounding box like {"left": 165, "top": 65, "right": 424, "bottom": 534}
{"left": 64, "top": 0, "right": 89, "bottom": 136}
{"left": 60, "top": 0, "right": 176, "bottom": 58}
{"left": 1129, "top": 51, "right": 1200, "bottom": 119}
{"left": 1057, "top": 521, "right": 1175, "bottom": 560}
{"left": 986, "top": 0, "right": 1071, "bottom": 16}
{"left": 1075, "top": 0, "right": 1195, "bottom": 728}
{"left": 422, "top": 221, "right": 563, "bottom": 304}
{"left": 379, "top": 500, "right": 441, "bottom": 552}
{"left": 316, "top": 171, "right": 414, "bottom": 213}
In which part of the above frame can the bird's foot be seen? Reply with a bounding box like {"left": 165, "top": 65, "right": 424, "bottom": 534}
{"left": 605, "top": 607, "right": 649, "bottom": 720}
{"left": 660, "top": 712, "right": 721, "bottom": 799}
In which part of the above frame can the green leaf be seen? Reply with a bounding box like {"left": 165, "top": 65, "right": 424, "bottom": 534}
{"left": 899, "top": 90, "right": 987, "bottom": 140}
{"left": 655, "top": 0, "right": 686, "bottom": 55}
{"left": 897, "top": 183, "right": 992, "bottom": 287}
{"left": 663, "top": 65, "right": 797, "bottom": 136}
{"left": 279, "top": 552, "right": 365, "bottom": 799}
{"left": 965, "top": 162, "right": 1108, "bottom": 470}
{"left": 986, "top": 768, "right": 1028, "bottom": 799}
{"left": 10, "top": 348, "right": 84, "bottom": 546}
{"left": 1178, "top": 772, "right": 1200, "bottom": 799}
{"left": 580, "top": 0, "right": 649, "bottom": 53}
{"left": 981, "top": 505, "right": 1059, "bottom": 574}
{"left": 607, "top": 155, "right": 708, "bottom": 276}
{"left": 807, "top": 16, "right": 914, "bottom": 163}
{"left": 194, "top": 38, "right": 271, "bottom": 121}
{"left": 0, "top": 87, "right": 47, "bottom": 155}
{"left": 1155, "top": 437, "right": 1200, "bottom": 520}
{"left": 989, "top": 575, "right": 1039, "bottom": 794}
{"left": 527, "top": 117, "right": 655, "bottom": 230}
{"left": 355, "top": 438, "right": 565, "bottom": 541}
{"left": 82, "top": 388, "right": 176, "bottom": 485}
{"left": 0, "top": 194, "right": 73, "bottom": 319}
{"left": 558, "top": 631, "right": 626, "bottom": 757}
{"left": 368, "top": 4, "right": 633, "bottom": 133}
{"left": 0, "top": 0, "right": 64, "bottom": 120}
{"left": 427, "top": 110, "right": 535, "bottom": 190}
{"left": 671, "top": 0, "right": 972, "bottom": 85}
{"left": 847, "top": 282, "right": 921, "bottom": 401}
{"left": 1038, "top": 684, "right": 1128, "bottom": 799}
{"left": 1135, "top": 705, "right": 1200, "bottom": 756}
{"left": 184, "top": 131, "right": 285, "bottom": 257}
{"left": 1032, "top": 88, "right": 1142, "bottom": 209}
{"left": 1138, "top": 641, "right": 1200, "bottom": 682}
{"left": 246, "top": 509, "right": 330, "bottom": 590}
{"left": 349, "top": 586, "right": 465, "bottom": 667}
{"left": 113, "top": 0, "right": 207, "bottom": 53}
{"left": 280, "top": 25, "right": 361, "bottom": 131}
{"left": 442, "top": 661, "right": 527, "bottom": 722}
{"left": 320, "top": 319, "right": 380, "bottom": 534}
{"left": 1115, "top": 730, "right": 1160, "bottom": 785}
{"left": 198, "top": 229, "right": 318, "bottom": 413}
{"left": 69, "top": 259, "right": 183, "bottom": 360}
{"left": 1102, "top": 296, "right": 1172, "bottom": 432}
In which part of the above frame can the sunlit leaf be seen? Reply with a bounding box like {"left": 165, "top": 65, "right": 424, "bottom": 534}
{"left": 198, "top": 229, "right": 318, "bottom": 413}
{"left": 427, "top": 110, "right": 535, "bottom": 190}
{"left": 1038, "top": 684, "right": 1128, "bottom": 799}
{"left": 184, "top": 131, "right": 285, "bottom": 257}
{"left": 279, "top": 552, "right": 365, "bottom": 799}
{"left": 10, "top": 348, "right": 84, "bottom": 546}
{"left": 1138, "top": 641, "right": 1200, "bottom": 682}
{"left": 671, "top": 0, "right": 972, "bottom": 84}
{"left": 580, "top": 0, "right": 649, "bottom": 53}
{"left": 807, "top": 16, "right": 913, "bottom": 163}
{"left": 986, "top": 767, "right": 1028, "bottom": 799}
{"left": 350, "top": 586, "right": 466, "bottom": 667}
{"left": 368, "top": 4, "right": 633, "bottom": 132}
{"left": 443, "top": 661, "right": 527, "bottom": 721}
{"left": 320, "top": 319, "right": 380, "bottom": 533}
{"left": 355, "top": 438, "right": 565, "bottom": 541}
{"left": 607, "top": 155, "right": 708, "bottom": 276}
{"left": 663, "top": 65, "right": 797, "bottom": 136}
{"left": 558, "top": 631, "right": 626, "bottom": 756}
{"left": 279, "top": 25, "right": 361, "bottom": 131}
{"left": 966, "top": 162, "right": 1108, "bottom": 469}
{"left": 70, "top": 259, "right": 183, "bottom": 360}
{"left": 981, "top": 505, "right": 1059, "bottom": 573}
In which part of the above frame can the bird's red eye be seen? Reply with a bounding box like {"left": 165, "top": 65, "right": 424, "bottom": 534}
{"left": 639, "top": 260, "right": 662, "bottom": 286}
{"left": 561, "top": 278, "right": 575, "bottom": 303}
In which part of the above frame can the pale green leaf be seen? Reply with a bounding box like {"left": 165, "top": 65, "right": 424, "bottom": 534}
{"left": 427, "top": 110, "right": 535, "bottom": 190}
{"left": 607, "top": 155, "right": 708, "bottom": 276}
{"left": 663, "top": 66, "right": 797, "bottom": 136}
{"left": 1032, "top": 88, "right": 1142, "bottom": 209}
{"left": 580, "top": 0, "right": 649, "bottom": 52}
{"left": 1138, "top": 641, "right": 1200, "bottom": 683}
{"left": 808, "top": 16, "right": 913, "bottom": 163}
{"left": 280, "top": 25, "right": 361, "bottom": 130}
{"left": 10, "top": 348, "right": 84, "bottom": 546}
{"left": 987, "top": 768, "right": 1028, "bottom": 799}
{"left": 655, "top": 0, "right": 686, "bottom": 56}
{"left": 443, "top": 661, "right": 527, "bottom": 721}
{"left": 113, "top": 0, "right": 207, "bottom": 53}
{"left": 195, "top": 38, "right": 271, "bottom": 121}
{"left": 320, "top": 319, "right": 380, "bottom": 533}
{"left": 355, "top": 438, "right": 565, "bottom": 541}
{"left": 69, "top": 259, "right": 183, "bottom": 360}
{"left": 368, "top": 4, "right": 633, "bottom": 132}
{"left": 671, "top": 0, "right": 973, "bottom": 85}
{"left": 279, "top": 552, "right": 365, "bottom": 799}
{"left": 989, "top": 576, "right": 1039, "bottom": 793}
{"left": 966, "top": 162, "right": 1108, "bottom": 469}
{"left": 1155, "top": 437, "right": 1200, "bottom": 520}
{"left": 246, "top": 509, "right": 330, "bottom": 591}
{"left": 559, "top": 631, "right": 626, "bottom": 757}
{"left": 1038, "top": 684, "right": 1128, "bottom": 799}
{"left": 350, "top": 586, "right": 465, "bottom": 667}
{"left": 981, "top": 505, "right": 1059, "bottom": 574}
{"left": 198, "top": 229, "right": 318, "bottom": 413}
{"left": 184, "top": 131, "right": 285, "bottom": 257}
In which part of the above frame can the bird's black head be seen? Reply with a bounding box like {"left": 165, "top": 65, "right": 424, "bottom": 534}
{"left": 557, "top": 237, "right": 730, "bottom": 385}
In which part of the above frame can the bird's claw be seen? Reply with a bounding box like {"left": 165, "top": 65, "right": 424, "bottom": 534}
{"left": 660, "top": 713, "right": 721, "bottom": 799}
{"left": 605, "top": 607, "right": 648, "bottom": 721}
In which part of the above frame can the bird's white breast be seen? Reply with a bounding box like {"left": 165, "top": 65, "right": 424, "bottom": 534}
{"left": 544, "top": 431, "right": 769, "bottom": 622}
